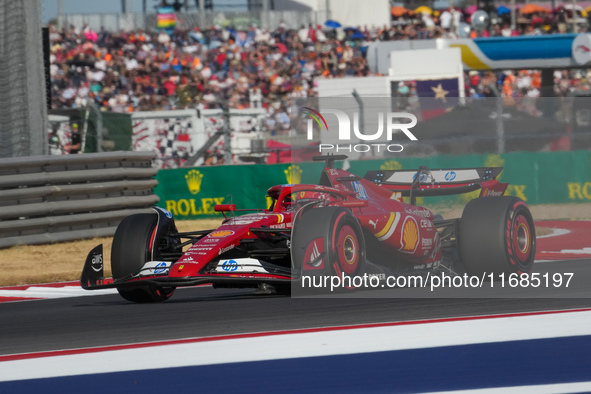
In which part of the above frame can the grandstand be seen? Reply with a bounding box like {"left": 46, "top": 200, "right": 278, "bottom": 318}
{"left": 41, "top": 0, "right": 591, "bottom": 164}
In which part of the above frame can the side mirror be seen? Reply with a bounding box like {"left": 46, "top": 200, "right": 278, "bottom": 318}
{"left": 214, "top": 204, "right": 236, "bottom": 212}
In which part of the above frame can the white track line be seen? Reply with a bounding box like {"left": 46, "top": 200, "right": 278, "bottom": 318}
{"left": 429, "top": 381, "right": 591, "bottom": 394}
{"left": 536, "top": 228, "right": 571, "bottom": 239}
{"left": 0, "top": 287, "right": 117, "bottom": 299}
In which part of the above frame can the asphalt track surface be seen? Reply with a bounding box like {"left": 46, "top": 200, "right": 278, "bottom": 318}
{"left": 2, "top": 259, "right": 591, "bottom": 357}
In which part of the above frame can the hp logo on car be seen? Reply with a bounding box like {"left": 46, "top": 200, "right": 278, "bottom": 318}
{"left": 154, "top": 262, "right": 167, "bottom": 274}
{"left": 221, "top": 260, "right": 238, "bottom": 272}
{"left": 445, "top": 171, "right": 457, "bottom": 181}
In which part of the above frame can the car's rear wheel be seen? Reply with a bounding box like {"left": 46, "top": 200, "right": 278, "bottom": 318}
{"left": 459, "top": 196, "right": 535, "bottom": 276}
{"left": 111, "top": 213, "right": 176, "bottom": 303}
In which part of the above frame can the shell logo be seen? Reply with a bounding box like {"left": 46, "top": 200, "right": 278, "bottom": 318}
{"left": 401, "top": 217, "right": 418, "bottom": 253}
{"left": 209, "top": 230, "right": 235, "bottom": 238}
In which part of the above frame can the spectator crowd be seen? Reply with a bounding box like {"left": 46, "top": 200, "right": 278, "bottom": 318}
{"left": 49, "top": 11, "right": 591, "bottom": 134}
{"left": 49, "top": 22, "right": 372, "bottom": 131}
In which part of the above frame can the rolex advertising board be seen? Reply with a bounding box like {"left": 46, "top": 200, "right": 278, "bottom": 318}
{"left": 154, "top": 162, "right": 326, "bottom": 219}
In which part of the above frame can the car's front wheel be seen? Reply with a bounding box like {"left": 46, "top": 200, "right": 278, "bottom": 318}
{"left": 292, "top": 207, "right": 365, "bottom": 288}
{"left": 111, "top": 213, "right": 176, "bottom": 303}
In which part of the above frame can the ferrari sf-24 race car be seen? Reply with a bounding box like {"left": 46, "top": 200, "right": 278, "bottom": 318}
{"left": 81, "top": 155, "right": 536, "bottom": 302}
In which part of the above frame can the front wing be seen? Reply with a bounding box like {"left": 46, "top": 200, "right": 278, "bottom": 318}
{"left": 81, "top": 245, "right": 293, "bottom": 291}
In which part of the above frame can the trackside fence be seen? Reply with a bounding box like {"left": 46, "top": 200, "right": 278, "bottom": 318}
{"left": 0, "top": 152, "right": 159, "bottom": 248}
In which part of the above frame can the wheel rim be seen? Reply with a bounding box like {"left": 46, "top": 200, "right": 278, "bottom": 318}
{"left": 511, "top": 213, "right": 532, "bottom": 263}
{"left": 343, "top": 236, "right": 356, "bottom": 262}
{"left": 337, "top": 225, "right": 359, "bottom": 275}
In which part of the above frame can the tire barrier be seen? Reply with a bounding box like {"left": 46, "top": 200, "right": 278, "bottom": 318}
{"left": 0, "top": 152, "right": 159, "bottom": 248}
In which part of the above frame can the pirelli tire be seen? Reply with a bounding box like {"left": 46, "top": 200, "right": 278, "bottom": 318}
{"left": 459, "top": 196, "right": 536, "bottom": 276}
{"left": 111, "top": 213, "right": 176, "bottom": 303}
{"left": 292, "top": 206, "right": 366, "bottom": 285}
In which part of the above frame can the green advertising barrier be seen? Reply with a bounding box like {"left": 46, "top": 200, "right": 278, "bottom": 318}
{"left": 154, "top": 151, "right": 591, "bottom": 219}
{"left": 154, "top": 162, "right": 327, "bottom": 220}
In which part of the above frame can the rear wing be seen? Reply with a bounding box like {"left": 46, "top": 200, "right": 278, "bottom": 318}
{"left": 364, "top": 167, "right": 508, "bottom": 201}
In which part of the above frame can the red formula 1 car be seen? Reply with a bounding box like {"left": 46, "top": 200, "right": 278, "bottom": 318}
{"left": 81, "top": 155, "right": 536, "bottom": 302}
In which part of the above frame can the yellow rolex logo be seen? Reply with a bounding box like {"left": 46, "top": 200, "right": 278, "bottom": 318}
{"left": 380, "top": 160, "right": 402, "bottom": 171}
{"left": 284, "top": 165, "right": 303, "bottom": 184}
{"left": 185, "top": 169, "right": 204, "bottom": 195}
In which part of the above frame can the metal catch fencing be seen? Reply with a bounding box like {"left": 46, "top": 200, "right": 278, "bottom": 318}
{"left": 0, "top": 151, "right": 160, "bottom": 249}
{"left": 0, "top": 0, "right": 47, "bottom": 158}
{"left": 60, "top": 10, "right": 319, "bottom": 32}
